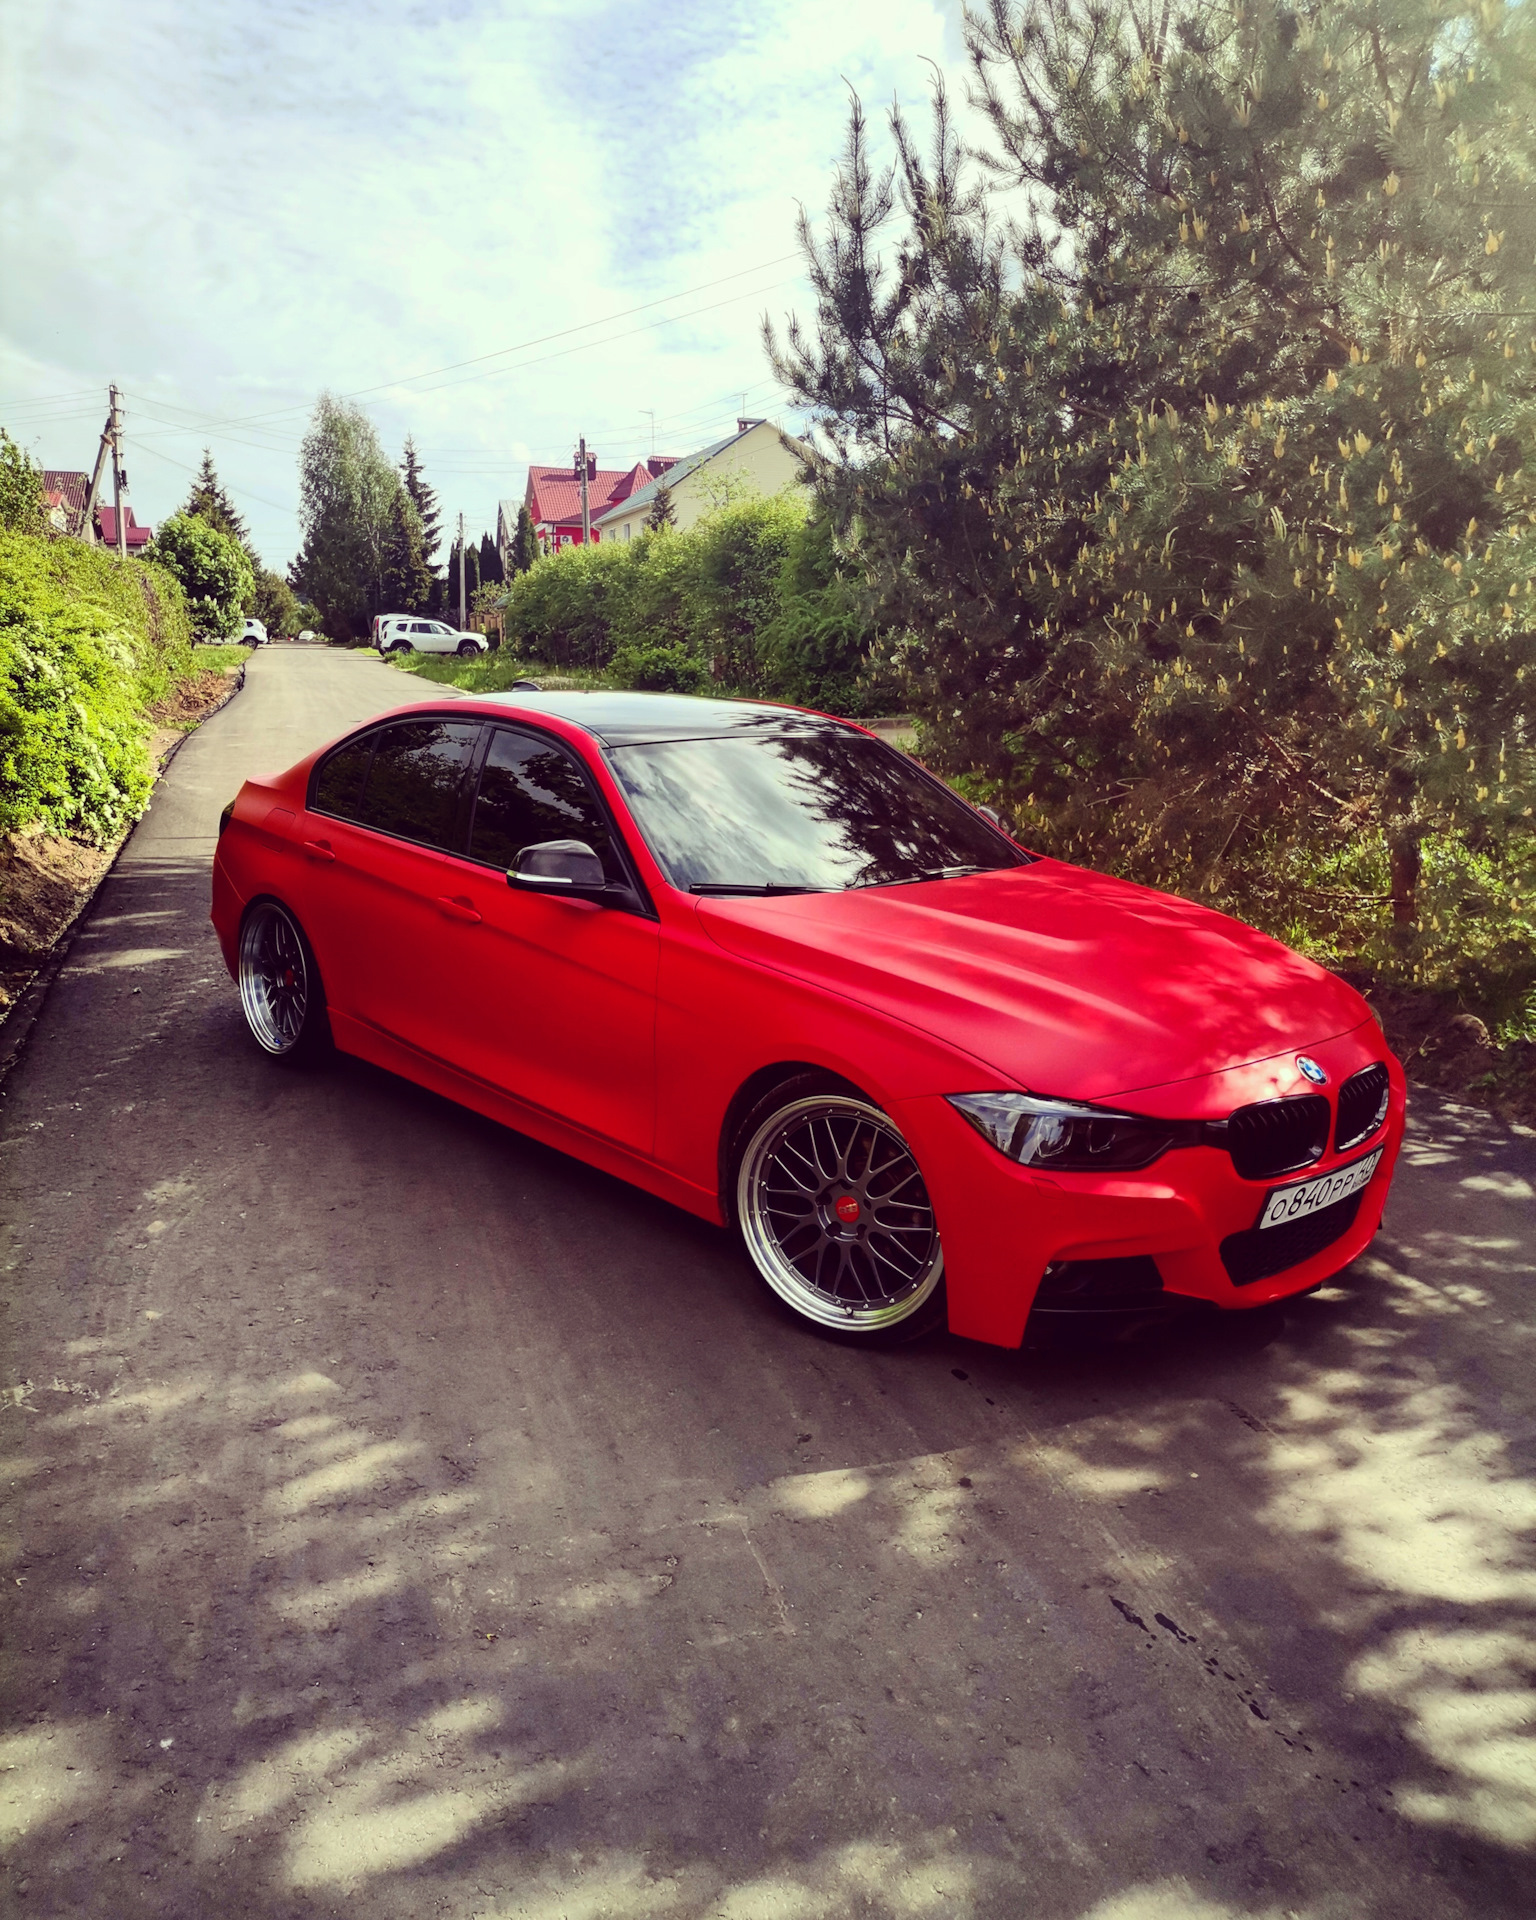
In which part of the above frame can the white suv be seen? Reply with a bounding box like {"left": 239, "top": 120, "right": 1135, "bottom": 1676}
{"left": 376, "top": 617, "right": 488, "bottom": 657}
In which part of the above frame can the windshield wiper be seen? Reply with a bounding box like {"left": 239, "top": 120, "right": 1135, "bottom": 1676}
{"left": 858, "top": 864, "right": 993, "bottom": 888}
{"left": 689, "top": 882, "right": 829, "bottom": 896}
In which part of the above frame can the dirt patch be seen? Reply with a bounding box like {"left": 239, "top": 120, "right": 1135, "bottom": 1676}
{"left": 1346, "top": 976, "right": 1536, "bottom": 1129}
{"left": 0, "top": 832, "right": 113, "bottom": 1018}
{"left": 148, "top": 662, "right": 244, "bottom": 744}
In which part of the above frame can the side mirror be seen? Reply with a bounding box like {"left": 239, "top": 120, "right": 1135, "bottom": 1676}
{"left": 509, "top": 839, "right": 606, "bottom": 893}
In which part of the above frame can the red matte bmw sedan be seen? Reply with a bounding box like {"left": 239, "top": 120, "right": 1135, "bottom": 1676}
{"left": 211, "top": 691, "right": 1405, "bottom": 1348}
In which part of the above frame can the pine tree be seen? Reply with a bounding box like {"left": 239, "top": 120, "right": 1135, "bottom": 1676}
{"left": 645, "top": 484, "right": 677, "bottom": 533}
{"left": 382, "top": 493, "right": 433, "bottom": 613}
{"left": 772, "top": 0, "right": 1536, "bottom": 977}
{"left": 400, "top": 436, "right": 442, "bottom": 568}
{"left": 442, "top": 535, "right": 480, "bottom": 620}
{"left": 479, "top": 529, "right": 504, "bottom": 585}
{"left": 183, "top": 449, "right": 254, "bottom": 559}
{"left": 510, "top": 504, "right": 541, "bottom": 574}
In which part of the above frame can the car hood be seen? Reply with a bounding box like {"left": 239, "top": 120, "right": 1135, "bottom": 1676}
{"left": 697, "top": 858, "right": 1369, "bottom": 1105}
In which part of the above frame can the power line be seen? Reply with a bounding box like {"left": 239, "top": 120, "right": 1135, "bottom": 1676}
{"left": 126, "top": 250, "right": 807, "bottom": 440}
{"left": 124, "top": 435, "right": 298, "bottom": 515}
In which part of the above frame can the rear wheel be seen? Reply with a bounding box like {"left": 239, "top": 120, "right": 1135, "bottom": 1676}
{"left": 734, "top": 1076, "right": 946, "bottom": 1343}
{"left": 393, "top": 639, "right": 413, "bottom": 653}
{"left": 238, "top": 901, "right": 330, "bottom": 1064}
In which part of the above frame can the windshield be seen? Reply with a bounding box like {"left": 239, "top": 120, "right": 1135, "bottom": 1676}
{"left": 606, "top": 729, "right": 1027, "bottom": 893}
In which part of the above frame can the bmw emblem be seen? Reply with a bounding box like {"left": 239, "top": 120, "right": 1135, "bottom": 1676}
{"left": 1296, "top": 1056, "right": 1328, "bottom": 1086}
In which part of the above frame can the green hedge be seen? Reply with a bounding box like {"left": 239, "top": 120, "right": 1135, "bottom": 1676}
{"left": 0, "top": 530, "right": 195, "bottom": 841}
{"left": 497, "top": 497, "right": 895, "bottom": 714}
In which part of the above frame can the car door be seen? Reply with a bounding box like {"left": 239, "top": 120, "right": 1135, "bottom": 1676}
{"left": 296, "top": 717, "right": 484, "bottom": 1054}
{"left": 426, "top": 724, "right": 660, "bottom": 1155}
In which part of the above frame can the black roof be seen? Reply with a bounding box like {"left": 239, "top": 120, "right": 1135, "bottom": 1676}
{"left": 476, "top": 689, "right": 851, "bottom": 747}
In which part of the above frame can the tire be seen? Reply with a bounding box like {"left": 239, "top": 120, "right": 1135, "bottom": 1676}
{"left": 733, "top": 1074, "right": 946, "bottom": 1343}
{"left": 393, "top": 640, "right": 413, "bottom": 654}
{"left": 237, "top": 901, "right": 331, "bottom": 1065}
{"left": 457, "top": 639, "right": 480, "bottom": 658}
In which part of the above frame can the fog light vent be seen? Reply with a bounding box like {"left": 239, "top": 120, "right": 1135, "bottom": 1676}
{"left": 1036, "top": 1256, "right": 1164, "bottom": 1310}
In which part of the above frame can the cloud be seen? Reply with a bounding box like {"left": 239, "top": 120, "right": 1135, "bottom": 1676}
{"left": 0, "top": 0, "right": 964, "bottom": 565}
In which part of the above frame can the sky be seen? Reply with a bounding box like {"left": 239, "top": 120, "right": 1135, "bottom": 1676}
{"left": 0, "top": 0, "right": 968, "bottom": 571}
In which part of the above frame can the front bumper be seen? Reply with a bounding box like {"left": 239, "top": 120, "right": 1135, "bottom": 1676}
{"left": 892, "top": 1024, "right": 1406, "bottom": 1349}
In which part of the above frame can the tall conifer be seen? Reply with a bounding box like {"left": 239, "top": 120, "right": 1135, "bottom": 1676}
{"left": 400, "top": 436, "right": 442, "bottom": 568}
{"left": 183, "top": 449, "right": 254, "bottom": 560}
{"left": 772, "top": 0, "right": 1536, "bottom": 969}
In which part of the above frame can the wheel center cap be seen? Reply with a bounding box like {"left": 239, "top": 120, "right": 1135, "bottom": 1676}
{"left": 834, "top": 1194, "right": 861, "bottom": 1225}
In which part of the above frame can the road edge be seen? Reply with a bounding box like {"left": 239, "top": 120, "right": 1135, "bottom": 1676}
{"left": 0, "top": 663, "right": 247, "bottom": 1090}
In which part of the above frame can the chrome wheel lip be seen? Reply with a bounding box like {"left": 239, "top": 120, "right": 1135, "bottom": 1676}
{"left": 238, "top": 903, "right": 309, "bottom": 1055}
{"left": 737, "top": 1094, "right": 943, "bottom": 1332}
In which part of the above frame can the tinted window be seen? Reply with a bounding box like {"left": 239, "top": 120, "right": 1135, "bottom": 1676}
{"left": 468, "top": 729, "right": 622, "bottom": 881}
{"left": 352, "top": 719, "right": 480, "bottom": 849}
{"left": 313, "top": 737, "right": 375, "bottom": 820}
{"left": 607, "top": 730, "right": 1025, "bottom": 892}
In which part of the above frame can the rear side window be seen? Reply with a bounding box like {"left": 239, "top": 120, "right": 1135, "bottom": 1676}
{"left": 312, "top": 737, "right": 374, "bottom": 818}
{"left": 468, "top": 729, "right": 622, "bottom": 881}
{"left": 357, "top": 719, "right": 481, "bottom": 848}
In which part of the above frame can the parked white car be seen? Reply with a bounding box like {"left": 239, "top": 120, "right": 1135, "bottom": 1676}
{"left": 239, "top": 619, "right": 269, "bottom": 646}
{"left": 376, "top": 616, "right": 488, "bottom": 657}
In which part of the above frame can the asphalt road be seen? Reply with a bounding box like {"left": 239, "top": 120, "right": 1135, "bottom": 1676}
{"left": 2, "top": 647, "right": 1533, "bottom": 1920}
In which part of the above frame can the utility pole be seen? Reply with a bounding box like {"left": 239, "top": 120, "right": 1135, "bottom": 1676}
{"left": 577, "top": 436, "right": 591, "bottom": 544}
{"left": 457, "top": 510, "right": 467, "bottom": 630}
{"left": 109, "top": 385, "right": 126, "bottom": 560}
{"left": 77, "top": 387, "right": 116, "bottom": 541}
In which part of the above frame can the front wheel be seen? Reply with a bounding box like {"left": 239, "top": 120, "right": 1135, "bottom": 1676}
{"left": 238, "top": 901, "right": 330, "bottom": 1064}
{"left": 457, "top": 639, "right": 480, "bottom": 658}
{"left": 734, "top": 1078, "right": 946, "bottom": 1343}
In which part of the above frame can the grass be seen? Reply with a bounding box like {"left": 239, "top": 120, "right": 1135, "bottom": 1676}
{"left": 189, "top": 644, "right": 249, "bottom": 675}
{"left": 390, "top": 650, "right": 625, "bottom": 695}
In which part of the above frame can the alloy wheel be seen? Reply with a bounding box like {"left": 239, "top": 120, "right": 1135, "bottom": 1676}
{"left": 238, "top": 902, "right": 311, "bottom": 1056}
{"left": 738, "top": 1094, "right": 943, "bottom": 1331}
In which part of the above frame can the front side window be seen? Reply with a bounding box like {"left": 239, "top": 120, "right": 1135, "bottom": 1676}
{"left": 318, "top": 719, "right": 481, "bottom": 849}
{"left": 607, "top": 729, "right": 1026, "bottom": 894}
{"left": 468, "top": 729, "right": 623, "bottom": 883}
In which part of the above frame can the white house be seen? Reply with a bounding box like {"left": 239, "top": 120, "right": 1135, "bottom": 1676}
{"left": 591, "top": 419, "right": 808, "bottom": 544}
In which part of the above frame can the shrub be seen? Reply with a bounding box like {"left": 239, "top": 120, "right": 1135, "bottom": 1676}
{"left": 0, "top": 530, "right": 194, "bottom": 841}
{"left": 150, "top": 513, "right": 254, "bottom": 638}
{"left": 506, "top": 541, "right": 633, "bottom": 668}
{"left": 0, "top": 430, "right": 45, "bottom": 536}
{"left": 689, "top": 495, "right": 804, "bottom": 689}
{"left": 608, "top": 640, "right": 710, "bottom": 693}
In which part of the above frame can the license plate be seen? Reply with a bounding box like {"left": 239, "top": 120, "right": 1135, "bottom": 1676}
{"left": 1258, "top": 1149, "right": 1383, "bottom": 1230}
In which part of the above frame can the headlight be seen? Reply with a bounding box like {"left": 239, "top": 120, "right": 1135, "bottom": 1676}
{"left": 946, "top": 1091, "right": 1198, "bottom": 1171}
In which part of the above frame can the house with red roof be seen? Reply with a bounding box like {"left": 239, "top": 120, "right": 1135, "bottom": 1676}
{"left": 94, "top": 504, "right": 153, "bottom": 554}
{"left": 43, "top": 469, "right": 90, "bottom": 534}
{"left": 497, "top": 454, "right": 677, "bottom": 569}
{"left": 39, "top": 469, "right": 153, "bottom": 550}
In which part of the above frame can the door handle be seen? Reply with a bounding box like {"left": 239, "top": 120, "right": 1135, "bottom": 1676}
{"left": 303, "top": 839, "right": 336, "bottom": 862}
{"left": 437, "top": 895, "right": 482, "bottom": 924}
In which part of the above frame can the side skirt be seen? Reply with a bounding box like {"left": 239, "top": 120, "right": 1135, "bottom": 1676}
{"left": 328, "top": 1009, "right": 725, "bottom": 1228}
